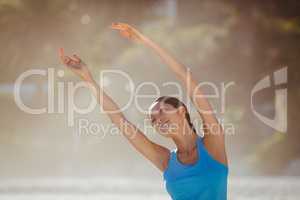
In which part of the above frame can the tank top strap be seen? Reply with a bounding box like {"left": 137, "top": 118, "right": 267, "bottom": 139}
{"left": 196, "top": 134, "right": 211, "bottom": 162}
{"left": 196, "top": 134, "right": 204, "bottom": 149}
{"left": 196, "top": 134, "right": 229, "bottom": 170}
{"left": 168, "top": 149, "right": 177, "bottom": 165}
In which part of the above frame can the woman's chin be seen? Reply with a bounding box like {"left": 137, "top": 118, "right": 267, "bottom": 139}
{"left": 158, "top": 128, "right": 173, "bottom": 136}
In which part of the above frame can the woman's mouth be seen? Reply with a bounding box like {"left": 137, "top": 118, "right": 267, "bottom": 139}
{"left": 159, "top": 120, "right": 170, "bottom": 132}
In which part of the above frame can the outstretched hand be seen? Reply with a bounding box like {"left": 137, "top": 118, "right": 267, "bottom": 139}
{"left": 59, "top": 48, "right": 91, "bottom": 80}
{"left": 111, "top": 22, "right": 145, "bottom": 43}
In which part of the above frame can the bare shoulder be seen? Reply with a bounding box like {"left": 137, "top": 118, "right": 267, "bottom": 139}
{"left": 151, "top": 142, "right": 171, "bottom": 172}
{"left": 202, "top": 135, "right": 228, "bottom": 167}
{"left": 161, "top": 148, "right": 171, "bottom": 172}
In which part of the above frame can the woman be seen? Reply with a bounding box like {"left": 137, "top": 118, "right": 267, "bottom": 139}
{"left": 59, "top": 23, "right": 229, "bottom": 200}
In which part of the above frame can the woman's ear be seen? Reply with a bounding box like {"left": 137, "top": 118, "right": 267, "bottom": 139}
{"left": 178, "top": 105, "right": 186, "bottom": 116}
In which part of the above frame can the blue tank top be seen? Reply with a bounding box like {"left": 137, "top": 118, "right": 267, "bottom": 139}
{"left": 163, "top": 135, "right": 229, "bottom": 200}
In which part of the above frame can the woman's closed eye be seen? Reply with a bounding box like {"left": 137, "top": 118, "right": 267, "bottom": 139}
{"left": 151, "top": 118, "right": 156, "bottom": 124}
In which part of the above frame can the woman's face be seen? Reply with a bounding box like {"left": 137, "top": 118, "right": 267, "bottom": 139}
{"left": 149, "top": 101, "right": 185, "bottom": 137}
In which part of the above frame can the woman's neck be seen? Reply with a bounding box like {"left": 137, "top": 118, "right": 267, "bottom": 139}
{"left": 172, "top": 124, "right": 198, "bottom": 154}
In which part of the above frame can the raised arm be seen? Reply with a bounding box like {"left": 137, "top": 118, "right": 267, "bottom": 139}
{"left": 111, "top": 23, "right": 227, "bottom": 166}
{"left": 59, "top": 48, "right": 170, "bottom": 171}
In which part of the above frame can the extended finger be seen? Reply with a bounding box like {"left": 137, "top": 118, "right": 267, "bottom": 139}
{"left": 71, "top": 54, "right": 81, "bottom": 62}
{"left": 111, "top": 22, "right": 126, "bottom": 30}
{"left": 64, "top": 56, "right": 72, "bottom": 65}
{"left": 59, "top": 47, "right": 65, "bottom": 63}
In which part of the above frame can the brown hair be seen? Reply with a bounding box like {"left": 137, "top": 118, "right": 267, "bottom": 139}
{"left": 153, "top": 96, "right": 197, "bottom": 134}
